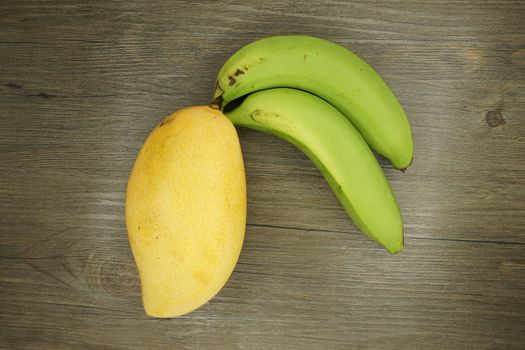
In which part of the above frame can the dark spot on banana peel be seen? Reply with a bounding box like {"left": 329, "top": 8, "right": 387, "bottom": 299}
{"left": 212, "top": 85, "right": 224, "bottom": 107}
{"left": 212, "top": 83, "right": 225, "bottom": 107}
{"left": 304, "top": 53, "right": 307, "bottom": 62}
{"left": 233, "top": 68, "right": 244, "bottom": 77}
{"left": 212, "top": 95, "right": 224, "bottom": 108}
{"left": 228, "top": 76, "right": 236, "bottom": 86}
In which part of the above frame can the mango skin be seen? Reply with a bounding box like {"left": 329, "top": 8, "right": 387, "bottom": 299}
{"left": 126, "top": 106, "right": 246, "bottom": 318}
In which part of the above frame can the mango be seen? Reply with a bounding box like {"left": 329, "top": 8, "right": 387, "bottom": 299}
{"left": 126, "top": 106, "right": 246, "bottom": 317}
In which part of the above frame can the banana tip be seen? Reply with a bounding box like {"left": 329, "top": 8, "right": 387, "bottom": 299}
{"left": 398, "top": 156, "right": 413, "bottom": 172}
{"left": 388, "top": 245, "right": 404, "bottom": 255}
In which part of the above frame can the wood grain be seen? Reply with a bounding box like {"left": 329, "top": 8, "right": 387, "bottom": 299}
{"left": 1, "top": 0, "right": 524, "bottom": 349}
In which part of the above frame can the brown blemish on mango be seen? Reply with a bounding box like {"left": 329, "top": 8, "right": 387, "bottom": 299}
{"left": 159, "top": 114, "right": 176, "bottom": 127}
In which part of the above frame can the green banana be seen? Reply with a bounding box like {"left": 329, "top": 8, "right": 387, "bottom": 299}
{"left": 226, "top": 88, "right": 403, "bottom": 253}
{"left": 214, "top": 35, "right": 413, "bottom": 170}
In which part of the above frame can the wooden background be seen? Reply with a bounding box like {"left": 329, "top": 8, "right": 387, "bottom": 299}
{"left": 1, "top": 1, "right": 524, "bottom": 349}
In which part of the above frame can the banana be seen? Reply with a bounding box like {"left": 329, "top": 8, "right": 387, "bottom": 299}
{"left": 214, "top": 35, "right": 413, "bottom": 170}
{"left": 226, "top": 88, "right": 403, "bottom": 253}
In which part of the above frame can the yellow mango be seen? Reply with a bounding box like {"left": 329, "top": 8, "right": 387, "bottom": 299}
{"left": 126, "top": 106, "right": 246, "bottom": 317}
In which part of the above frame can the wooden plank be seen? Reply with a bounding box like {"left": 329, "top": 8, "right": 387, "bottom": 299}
{"left": 1, "top": 225, "right": 524, "bottom": 349}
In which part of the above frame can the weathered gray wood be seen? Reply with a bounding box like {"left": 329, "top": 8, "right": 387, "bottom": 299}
{"left": 1, "top": 0, "right": 524, "bottom": 349}
{"left": 1, "top": 225, "right": 524, "bottom": 349}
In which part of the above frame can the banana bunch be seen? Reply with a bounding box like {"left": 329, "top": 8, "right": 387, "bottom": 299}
{"left": 215, "top": 35, "right": 413, "bottom": 254}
